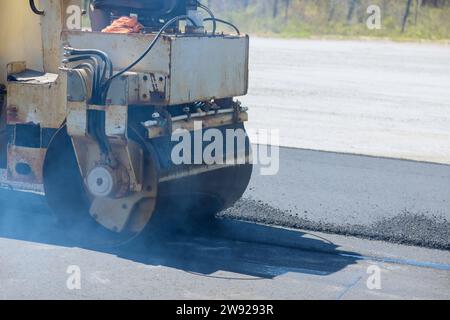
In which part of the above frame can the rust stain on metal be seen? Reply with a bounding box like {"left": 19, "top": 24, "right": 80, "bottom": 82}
{"left": 146, "top": 112, "right": 248, "bottom": 139}
{"left": 6, "top": 105, "right": 19, "bottom": 123}
{"left": 7, "top": 146, "right": 46, "bottom": 184}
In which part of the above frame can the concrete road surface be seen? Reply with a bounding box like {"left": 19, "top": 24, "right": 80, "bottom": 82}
{"left": 0, "top": 145, "right": 449, "bottom": 299}
{"left": 243, "top": 38, "right": 450, "bottom": 164}
{"left": 0, "top": 191, "right": 449, "bottom": 299}
{"left": 223, "top": 146, "right": 450, "bottom": 250}
{"left": 1, "top": 39, "right": 449, "bottom": 299}
{"left": 229, "top": 38, "right": 450, "bottom": 250}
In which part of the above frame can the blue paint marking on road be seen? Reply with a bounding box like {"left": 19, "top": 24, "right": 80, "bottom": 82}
{"left": 336, "top": 274, "right": 364, "bottom": 300}
{"left": 340, "top": 253, "right": 450, "bottom": 271}
{"left": 254, "top": 264, "right": 329, "bottom": 277}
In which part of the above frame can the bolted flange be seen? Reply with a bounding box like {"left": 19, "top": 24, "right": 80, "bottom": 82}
{"left": 86, "top": 165, "right": 129, "bottom": 198}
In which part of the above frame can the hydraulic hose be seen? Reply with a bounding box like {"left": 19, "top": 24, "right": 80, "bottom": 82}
{"left": 197, "top": 2, "right": 217, "bottom": 35}
{"left": 64, "top": 48, "right": 113, "bottom": 79}
{"left": 29, "top": 0, "right": 44, "bottom": 15}
{"left": 63, "top": 55, "right": 102, "bottom": 103}
{"left": 204, "top": 18, "right": 240, "bottom": 35}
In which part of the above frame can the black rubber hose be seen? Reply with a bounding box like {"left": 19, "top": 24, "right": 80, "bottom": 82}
{"left": 64, "top": 48, "right": 113, "bottom": 79}
{"left": 96, "top": 111, "right": 110, "bottom": 155}
{"left": 64, "top": 58, "right": 110, "bottom": 154}
{"left": 29, "top": 0, "right": 44, "bottom": 15}
{"left": 88, "top": 110, "right": 109, "bottom": 154}
{"left": 64, "top": 48, "right": 113, "bottom": 104}
{"left": 197, "top": 2, "right": 217, "bottom": 35}
{"left": 204, "top": 18, "right": 240, "bottom": 35}
{"left": 74, "top": 63, "right": 97, "bottom": 101}
{"left": 63, "top": 55, "right": 102, "bottom": 102}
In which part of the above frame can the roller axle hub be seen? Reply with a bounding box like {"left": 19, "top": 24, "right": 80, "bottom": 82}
{"left": 43, "top": 123, "right": 252, "bottom": 246}
{"left": 86, "top": 165, "right": 130, "bottom": 198}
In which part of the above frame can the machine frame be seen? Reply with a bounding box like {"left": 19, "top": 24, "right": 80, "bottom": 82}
{"left": 0, "top": 0, "right": 252, "bottom": 241}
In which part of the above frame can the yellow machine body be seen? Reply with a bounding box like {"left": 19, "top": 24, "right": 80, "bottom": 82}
{"left": 0, "top": 0, "right": 252, "bottom": 242}
{"left": 0, "top": 0, "right": 44, "bottom": 85}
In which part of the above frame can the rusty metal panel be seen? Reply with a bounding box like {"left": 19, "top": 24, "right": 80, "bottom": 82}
{"left": 169, "top": 35, "right": 249, "bottom": 104}
{"left": 6, "top": 73, "right": 67, "bottom": 128}
{"left": 147, "top": 112, "right": 248, "bottom": 138}
{"left": 62, "top": 31, "right": 249, "bottom": 105}
{"left": 7, "top": 62, "right": 27, "bottom": 76}
{"left": 67, "top": 101, "right": 88, "bottom": 137}
{"left": 42, "top": 0, "right": 84, "bottom": 72}
{"left": 62, "top": 31, "right": 172, "bottom": 75}
{"left": 105, "top": 105, "right": 128, "bottom": 137}
{"left": 71, "top": 136, "right": 143, "bottom": 193}
{"left": 7, "top": 145, "right": 46, "bottom": 184}
{"left": 138, "top": 73, "right": 167, "bottom": 104}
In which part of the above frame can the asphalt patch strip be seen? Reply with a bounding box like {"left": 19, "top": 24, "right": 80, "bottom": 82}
{"left": 220, "top": 198, "right": 450, "bottom": 251}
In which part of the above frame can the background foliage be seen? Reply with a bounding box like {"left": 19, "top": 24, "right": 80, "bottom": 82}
{"left": 203, "top": 0, "right": 450, "bottom": 40}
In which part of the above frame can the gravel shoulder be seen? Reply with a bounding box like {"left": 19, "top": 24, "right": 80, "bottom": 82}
{"left": 220, "top": 146, "right": 450, "bottom": 250}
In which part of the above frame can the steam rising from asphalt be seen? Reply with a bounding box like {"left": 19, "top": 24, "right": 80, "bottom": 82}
{"left": 0, "top": 183, "right": 355, "bottom": 282}
{"left": 0, "top": 188, "right": 61, "bottom": 244}
{"left": 0, "top": 176, "right": 223, "bottom": 249}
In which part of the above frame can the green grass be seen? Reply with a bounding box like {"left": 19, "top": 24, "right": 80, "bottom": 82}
{"left": 213, "top": 3, "right": 450, "bottom": 42}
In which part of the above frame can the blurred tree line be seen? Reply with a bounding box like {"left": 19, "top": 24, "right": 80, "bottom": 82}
{"left": 202, "top": 0, "right": 450, "bottom": 40}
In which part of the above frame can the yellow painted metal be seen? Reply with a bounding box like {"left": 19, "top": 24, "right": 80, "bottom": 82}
{"left": 0, "top": 0, "right": 82, "bottom": 81}
{"left": 7, "top": 145, "right": 46, "bottom": 184}
{"left": 63, "top": 31, "right": 249, "bottom": 105}
{"left": 0, "top": 0, "right": 44, "bottom": 84}
{"left": 0, "top": 0, "right": 85, "bottom": 129}
{"left": 6, "top": 72, "right": 68, "bottom": 128}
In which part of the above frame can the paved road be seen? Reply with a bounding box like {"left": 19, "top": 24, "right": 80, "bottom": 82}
{"left": 222, "top": 147, "right": 450, "bottom": 250}
{"left": 1, "top": 39, "right": 449, "bottom": 299}
{"left": 0, "top": 145, "right": 449, "bottom": 299}
{"left": 0, "top": 190, "right": 449, "bottom": 299}
{"left": 232, "top": 38, "right": 450, "bottom": 250}
{"left": 242, "top": 38, "right": 450, "bottom": 164}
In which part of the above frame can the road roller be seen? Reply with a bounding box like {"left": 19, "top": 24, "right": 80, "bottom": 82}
{"left": 0, "top": 0, "right": 252, "bottom": 244}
